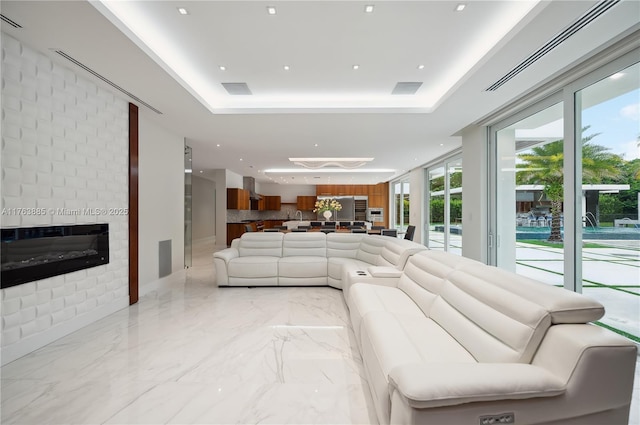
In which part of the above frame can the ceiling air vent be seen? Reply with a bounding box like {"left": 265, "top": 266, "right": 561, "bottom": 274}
{"left": 1, "top": 14, "right": 22, "bottom": 28}
{"left": 392, "top": 82, "right": 423, "bottom": 95}
{"left": 486, "top": 0, "right": 621, "bottom": 91}
{"left": 222, "top": 82, "right": 252, "bottom": 95}
{"left": 54, "top": 50, "right": 162, "bottom": 114}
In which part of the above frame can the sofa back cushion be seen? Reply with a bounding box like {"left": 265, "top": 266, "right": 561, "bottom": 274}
{"left": 238, "top": 232, "right": 284, "bottom": 257}
{"left": 377, "top": 238, "right": 427, "bottom": 269}
{"left": 457, "top": 264, "right": 605, "bottom": 324}
{"left": 431, "top": 268, "right": 551, "bottom": 363}
{"left": 283, "top": 232, "right": 326, "bottom": 256}
{"left": 356, "top": 235, "right": 387, "bottom": 264}
{"left": 326, "top": 233, "right": 365, "bottom": 258}
{"left": 397, "top": 250, "right": 481, "bottom": 316}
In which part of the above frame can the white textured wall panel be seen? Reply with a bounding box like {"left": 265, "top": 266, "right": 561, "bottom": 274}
{"left": 1, "top": 33, "right": 129, "bottom": 364}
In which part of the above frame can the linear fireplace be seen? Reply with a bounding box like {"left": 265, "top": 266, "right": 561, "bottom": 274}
{"left": 1, "top": 224, "right": 109, "bottom": 289}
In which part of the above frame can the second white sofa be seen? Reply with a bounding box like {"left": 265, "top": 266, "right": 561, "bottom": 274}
{"left": 213, "top": 232, "right": 426, "bottom": 288}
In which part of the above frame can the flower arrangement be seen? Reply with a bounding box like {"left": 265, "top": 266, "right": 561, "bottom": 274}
{"left": 313, "top": 198, "right": 342, "bottom": 213}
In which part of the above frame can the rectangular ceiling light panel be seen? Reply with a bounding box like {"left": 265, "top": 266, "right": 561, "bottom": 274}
{"left": 391, "top": 82, "right": 423, "bottom": 95}
{"left": 221, "top": 82, "right": 253, "bottom": 95}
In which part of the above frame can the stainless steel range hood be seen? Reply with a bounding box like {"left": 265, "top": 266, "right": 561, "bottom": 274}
{"left": 243, "top": 176, "right": 261, "bottom": 200}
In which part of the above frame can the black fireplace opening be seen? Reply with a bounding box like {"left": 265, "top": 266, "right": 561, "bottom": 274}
{"left": 1, "top": 223, "right": 109, "bottom": 289}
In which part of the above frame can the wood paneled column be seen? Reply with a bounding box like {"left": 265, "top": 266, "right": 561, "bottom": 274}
{"left": 129, "top": 103, "right": 139, "bottom": 305}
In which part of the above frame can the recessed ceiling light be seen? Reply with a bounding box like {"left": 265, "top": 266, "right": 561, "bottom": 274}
{"left": 455, "top": 4, "right": 466, "bottom": 12}
{"left": 417, "top": 64, "right": 425, "bottom": 70}
{"left": 610, "top": 72, "right": 624, "bottom": 80}
{"left": 219, "top": 66, "right": 226, "bottom": 71}
{"left": 199, "top": 170, "right": 203, "bottom": 173}
{"left": 239, "top": 158, "right": 243, "bottom": 161}
{"left": 267, "top": 6, "right": 276, "bottom": 15}
{"left": 364, "top": 5, "right": 374, "bottom": 13}
{"left": 177, "top": 7, "right": 189, "bottom": 15}
{"left": 352, "top": 64, "right": 360, "bottom": 70}
{"left": 216, "top": 144, "right": 221, "bottom": 147}
{"left": 283, "top": 65, "right": 290, "bottom": 71}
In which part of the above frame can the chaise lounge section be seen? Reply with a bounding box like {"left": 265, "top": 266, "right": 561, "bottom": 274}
{"left": 348, "top": 250, "right": 637, "bottom": 425}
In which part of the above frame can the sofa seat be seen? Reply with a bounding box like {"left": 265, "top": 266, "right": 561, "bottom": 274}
{"left": 360, "top": 310, "right": 476, "bottom": 423}
{"left": 227, "top": 256, "right": 280, "bottom": 286}
{"left": 278, "top": 256, "right": 328, "bottom": 286}
{"left": 327, "top": 257, "right": 373, "bottom": 288}
{"left": 348, "top": 283, "right": 423, "bottom": 343}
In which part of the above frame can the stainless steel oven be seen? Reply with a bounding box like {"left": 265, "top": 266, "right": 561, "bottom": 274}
{"left": 366, "top": 208, "right": 384, "bottom": 223}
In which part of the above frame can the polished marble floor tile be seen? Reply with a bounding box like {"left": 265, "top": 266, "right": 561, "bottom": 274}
{"left": 1, "top": 241, "right": 377, "bottom": 425}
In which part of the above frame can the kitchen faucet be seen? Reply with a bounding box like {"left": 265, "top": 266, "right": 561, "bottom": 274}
{"left": 295, "top": 210, "right": 303, "bottom": 221}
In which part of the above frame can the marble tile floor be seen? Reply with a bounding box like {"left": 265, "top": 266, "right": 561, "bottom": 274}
{"left": 0, "top": 243, "right": 377, "bottom": 425}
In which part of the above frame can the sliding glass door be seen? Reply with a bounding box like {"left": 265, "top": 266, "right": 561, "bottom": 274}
{"left": 493, "top": 101, "right": 565, "bottom": 278}
{"left": 426, "top": 156, "right": 462, "bottom": 254}
{"left": 489, "top": 51, "right": 639, "bottom": 343}
{"left": 393, "top": 180, "right": 410, "bottom": 234}
{"left": 576, "top": 61, "right": 639, "bottom": 339}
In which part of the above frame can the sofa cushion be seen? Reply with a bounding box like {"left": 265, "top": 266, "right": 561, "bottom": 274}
{"left": 327, "top": 257, "right": 371, "bottom": 289}
{"left": 326, "top": 233, "right": 364, "bottom": 258}
{"left": 348, "top": 284, "right": 423, "bottom": 342}
{"left": 237, "top": 232, "right": 284, "bottom": 257}
{"left": 377, "top": 238, "right": 426, "bottom": 269}
{"left": 279, "top": 256, "right": 328, "bottom": 277}
{"left": 282, "top": 232, "right": 326, "bottom": 257}
{"left": 356, "top": 236, "right": 388, "bottom": 264}
{"left": 360, "top": 310, "right": 476, "bottom": 423}
{"left": 227, "top": 256, "right": 279, "bottom": 278}
{"left": 397, "top": 250, "right": 481, "bottom": 316}
{"left": 431, "top": 269, "right": 551, "bottom": 363}
{"left": 457, "top": 263, "right": 605, "bottom": 324}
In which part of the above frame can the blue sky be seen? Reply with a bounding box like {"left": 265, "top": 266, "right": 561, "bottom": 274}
{"left": 583, "top": 89, "right": 640, "bottom": 161}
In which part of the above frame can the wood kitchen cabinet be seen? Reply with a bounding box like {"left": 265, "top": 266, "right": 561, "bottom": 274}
{"left": 227, "top": 188, "right": 250, "bottom": 210}
{"left": 251, "top": 195, "right": 265, "bottom": 211}
{"left": 264, "top": 196, "right": 281, "bottom": 210}
{"left": 296, "top": 196, "right": 317, "bottom": 211}
{"left": 367, "top": 183, "right": 388, "bottom": 208}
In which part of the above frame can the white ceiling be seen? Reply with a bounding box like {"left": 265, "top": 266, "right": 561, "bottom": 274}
{"left": 2, "top": 0, "right": 638, "bottom": 185}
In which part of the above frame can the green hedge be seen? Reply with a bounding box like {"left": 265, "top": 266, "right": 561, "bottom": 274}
{"left": 430, "top": 198, "right": 462, "bottom": 223}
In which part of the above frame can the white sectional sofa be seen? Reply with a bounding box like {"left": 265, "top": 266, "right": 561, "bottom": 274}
{"left": 348, "top": 249, "right": 637, "bottom": 425}
{"left": 214, "top": 232, "right": 637, "bottom": 424}
{"left": 213, "top": 232, "right": 426, "bottom": 288}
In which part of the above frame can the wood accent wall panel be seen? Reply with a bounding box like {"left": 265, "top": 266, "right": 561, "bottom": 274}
{"left": 128, "top": 103, "right": 139, "bottom": 305}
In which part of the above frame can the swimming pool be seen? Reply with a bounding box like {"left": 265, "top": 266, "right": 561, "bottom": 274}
{"left": 516, "top": 226, "right": 640, "bottom": 240}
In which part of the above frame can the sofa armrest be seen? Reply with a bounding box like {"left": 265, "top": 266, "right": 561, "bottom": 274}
{"left": 388, "top": 363, "right": 565, "bottom": 409}
{"left": 213, "top": 248, "right": 239, "bottom": 263}
{"left": 367, "top": 266, "right": 402, "bottom": 278}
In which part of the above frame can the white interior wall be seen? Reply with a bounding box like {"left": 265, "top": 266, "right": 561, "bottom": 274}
{"left": 1, "top": 33, "right": 129, "bottom": 365}
{"left": 192, "top": 175, "right": 215, "bottom": 242}
{"left": 461, "top": 126, "right": 488, "bottom": 262}
{"left": 138, "top": 112, "right": 185, "bottom": 290}
{"left": 211, "top": 169, "right": 227, "bottom": 249}
{"left": 225, "top": 170, "right": 243, "bottom": 189}
{"left": 256, "top": 183, "right": 315, "bottom": 203}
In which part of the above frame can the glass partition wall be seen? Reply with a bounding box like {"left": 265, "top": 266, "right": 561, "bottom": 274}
{"left": 489, "top": 52, "right": 639, "bottom": 343}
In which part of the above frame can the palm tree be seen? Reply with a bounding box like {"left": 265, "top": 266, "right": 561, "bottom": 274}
{"left": 517, "top": 128, "right": 623, "bottom": 242}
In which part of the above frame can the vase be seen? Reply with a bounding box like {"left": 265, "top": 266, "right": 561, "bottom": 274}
{"left": 323, "top": 210, "right": 332, "bottom": 221}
